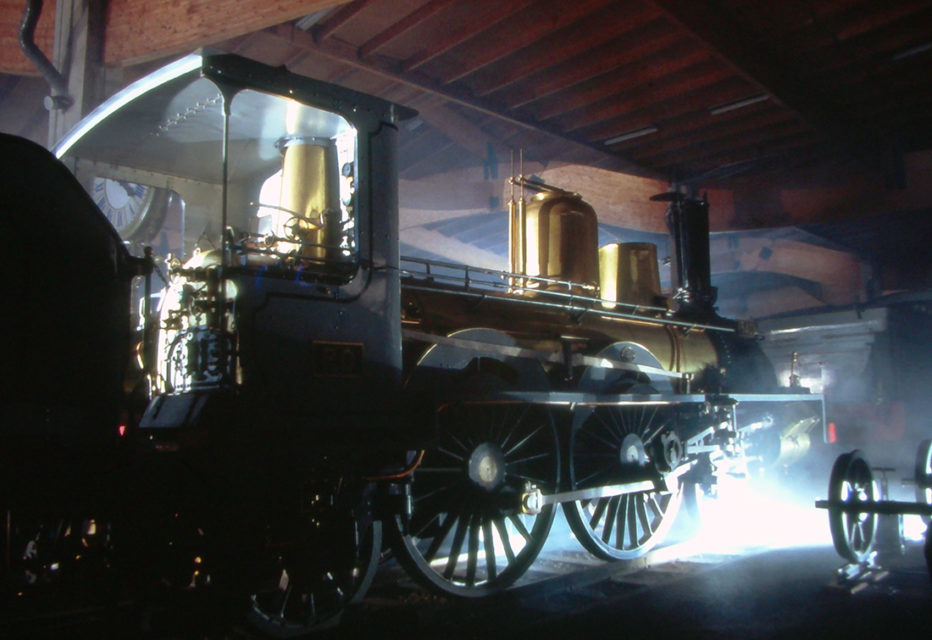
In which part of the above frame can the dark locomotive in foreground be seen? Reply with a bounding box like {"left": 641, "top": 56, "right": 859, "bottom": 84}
{"left": 0, "top": 53, "right": 823, "bottom": 635}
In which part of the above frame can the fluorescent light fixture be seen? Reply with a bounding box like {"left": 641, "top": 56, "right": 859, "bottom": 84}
{"left": 892, "top": 41, "right": 932, "bottom": 61}
{"left": 603, "top": 126, "right": 658, "bottom": 145}
{"left": 295, "top": 9, "right": 333, "bottom": 31}
{"left": 708, "top": 94, "right": 770, "bottom": 115}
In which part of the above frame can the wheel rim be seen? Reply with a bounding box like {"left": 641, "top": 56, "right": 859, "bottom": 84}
{"left": 393, "top": 402, "right": 559, "bottom": 597}
{"left": 828, "top": 450, "right": 877, "bottom": 563}
{"left": 915, "top": 440, "right": 932, "bottom": 525}
{"left": 564, "top": 405, "right": 682, "bottom": 560}
{"left": 248, "top": 519, "right": 381, "bottom": 636}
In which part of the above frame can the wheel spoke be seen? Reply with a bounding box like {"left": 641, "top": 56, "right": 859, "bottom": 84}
{"left": 423, "top": 512, "right": 458, "bottom": 563}
{"left": 493, "top": 517, "right": 516, "bottom": 564}
{"left": 507, "top": 451, "right": 552, "bottom": 466}
{"left": 591, "top": 409, "right": 624, "bottom": 443}
{"left": 601, "top": 496, "right": 619, "bottom": 544}
{"left": 436, "top": 446, "right": 465, "bottom": 463}
{"left": 497, "top": 404, "right": 530, "bottom": 451}
{"left": 627, "top": 496, "right": 639, "bottom": 548}
{"left": 482, "top": 518, "right": 497, "bottom": 581}
{"left": 466, "top": 516, "right": 480, "bottom": 586}
{"left": 588, "top": 498, "right": 609, "bottom": 530}
{"left": 443, "top": 515, "right": 469, "bottom": 580}
{"left": 504, "top": 424, "right": 545, "bottom": 458}
{"left": 578, "top": 426, "right": 618, "bottom": 452}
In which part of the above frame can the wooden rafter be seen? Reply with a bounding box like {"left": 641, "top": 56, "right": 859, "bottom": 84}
{"left": 312, "top": 0, "right": 371, "bottom": 42}
{"left": 576, "top": 77, "right": 755, "bottom": 142}
{"left": 0, "top": 0, "right": 350, "bottom": 74}
{"left": 435, "top": 0, "right": 613, "bottom": 85}
{"left": 547, "top": 61, "right": 728, "bottom": 132}
{"left": 247, "top": 24, "right": 657, "bottom": 177}
{"left": 358, "top": 0, "right": 457, "bottom": 60}
{"left": 402, "top": 0, "right": 538, "bottom": 73}
{"left": 644, "top": 0, "right": 889, "bottom": 176}
{"left": 471, "top": 5, "right": 662, "bottom": 98}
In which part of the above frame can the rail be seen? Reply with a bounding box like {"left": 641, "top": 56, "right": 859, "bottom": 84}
{"left": 400, "top": 255, "right": 737, "bottom": 334}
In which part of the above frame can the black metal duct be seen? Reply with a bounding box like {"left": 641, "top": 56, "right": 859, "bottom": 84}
{"left": 19, "top": 0, "right": 72, "bottom": 110}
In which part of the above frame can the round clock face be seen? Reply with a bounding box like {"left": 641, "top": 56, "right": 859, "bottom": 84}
{"left": 92, "top": 177, "right": 159, "bottom": 238}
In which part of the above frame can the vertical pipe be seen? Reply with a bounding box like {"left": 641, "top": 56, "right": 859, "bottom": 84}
{"left": 517, "top": 149, "right": 527, "bottom": 287}
{"left": 142, "top": 246, "right": 154, "bottom": 377}
{"left": 4, "top": 510, "right": 10, "bottom": 574}
{"left": 217, "top": 95, "right": 231, "bottom": 380}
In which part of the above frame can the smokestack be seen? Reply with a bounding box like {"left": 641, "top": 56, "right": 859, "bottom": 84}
{"left": 652, "top": 191, "right": 717, "bottom": 317}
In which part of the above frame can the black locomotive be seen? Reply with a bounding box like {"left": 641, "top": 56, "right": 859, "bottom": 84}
{"left": 0, "top": 53, "right": 823, "bottom": 635}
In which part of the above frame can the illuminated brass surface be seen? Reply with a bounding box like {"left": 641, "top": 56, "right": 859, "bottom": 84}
{"left": 280, "top": 140, "right": 337, "bottom": 261}
{"left": 402, "top": 285, "right": 721, "bottom": 383}
{"left": 510, "top": 191, "right": 599, "bottom": 295}
{"left": 599, "top": 243, "right": 662, "bottom": 309}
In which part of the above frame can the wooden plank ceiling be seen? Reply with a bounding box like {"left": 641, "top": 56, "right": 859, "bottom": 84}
{"left": 216, "top": 0, "right": 932, "bottom": 189}
{"left": 3, "top": 0, "right": 931, "bottom": 191}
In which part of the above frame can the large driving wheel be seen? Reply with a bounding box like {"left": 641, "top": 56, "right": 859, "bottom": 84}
{"left": 828, "top": 450, "right": 877, "bottom": 563}
{"left": 247, "top": 516, "right": 381, "bottom": 637}
{"left": 392, "top": 401, "right": 560, "bottom": 597}
{"left": 915, "top": 440, "right": 932, "bottom": 525}
{"left": 564, "top": 404, "right": 682, "bottom": 560}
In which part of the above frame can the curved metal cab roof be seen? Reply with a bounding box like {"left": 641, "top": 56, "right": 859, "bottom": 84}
{"left": 54, "top": 51, "right": 415, "bottom": 185}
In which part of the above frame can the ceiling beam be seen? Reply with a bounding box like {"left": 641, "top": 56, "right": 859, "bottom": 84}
{"left": 436, "top": 0, "right": 613, "bottom": 85}
{"left": 537, "top": 53, "right": 722, "bottom": 125}
{"left": 313, "top": 0, "right": 372, "bottom": 42}
{"left": 2, "top": 0, "right": 352, "bottom": 73}
{"left": 358, "top": 0, "right": 457, "bottom": 60}
{"left": 102, "top": 0, "right": 350, "bottom": 66}
{"left": 253, "top": 25, "right": 659, "bottom": 178}
{"left": 401, "top": 0, "right": 537, "bottom": 73}
{"left": 644, "top": 0, "right": 888, "bottom": 178}
{"left": 471, "top": 5, "right": 662, "bottom": 98}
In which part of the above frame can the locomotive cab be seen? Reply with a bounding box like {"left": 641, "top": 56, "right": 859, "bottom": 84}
{"left": 54, "top": 53, "right": 410, "bottom": 441}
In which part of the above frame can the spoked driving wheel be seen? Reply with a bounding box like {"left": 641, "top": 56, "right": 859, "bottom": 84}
{"left": 828, "top": 450, "right": 877, "bottom": 563}
{"left": 247, "top": 517, "right": 381, "bottom": 636}
{"left": 392, "top": 401, "right": 560, "bottom": 597}
{"left": 915, "top": 440, "right": 932, "bottom": 525}
{"left": 564, "top": 404, "right": 683, "bottom": 560}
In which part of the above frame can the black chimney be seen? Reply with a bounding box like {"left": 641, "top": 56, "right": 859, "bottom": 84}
{"left": 653, "top": 192, "right": 717, "bottom": 317}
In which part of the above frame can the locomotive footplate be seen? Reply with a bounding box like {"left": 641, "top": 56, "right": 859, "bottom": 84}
{"left": 447, "top": 390, "right": 824, "bottom": 408}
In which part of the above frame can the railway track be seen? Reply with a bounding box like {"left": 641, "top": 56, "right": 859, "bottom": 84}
{"left": 0, "top": 524, "right": 750, "bottom": 639}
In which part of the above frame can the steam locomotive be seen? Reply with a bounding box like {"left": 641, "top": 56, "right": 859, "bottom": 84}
{"left": 0, "top": 52, "right": 822, "bottom": 635}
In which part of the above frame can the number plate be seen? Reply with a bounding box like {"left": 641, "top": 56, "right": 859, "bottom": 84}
{"left": 311, "top": 341, "right": 364, "bottom": 377}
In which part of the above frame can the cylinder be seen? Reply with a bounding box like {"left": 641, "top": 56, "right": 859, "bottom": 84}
{"left": 510, "top": 191, "right": 599, "bottom": 295}
{"left": 598, "top": 242, "right": 662, "bottom": 309}
{"left": 279, "top": 137, "right": 340, "bottom": 261}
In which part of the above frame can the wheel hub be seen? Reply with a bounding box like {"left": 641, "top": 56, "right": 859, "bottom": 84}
{"left": 468, "top": 442, "right": 506, "bottom": 490}
{"left": 619, "top": 434, "right": 647, "bottom": 466}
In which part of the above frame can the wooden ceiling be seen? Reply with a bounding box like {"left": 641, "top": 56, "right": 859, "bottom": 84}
{"left": 228, "top": 0, "right": 932, "bottom": 189}
{"left": 2, "top": 0, "right": 931, "bottom": 312}
{"left": 6, "top": 0, "right": 932, "bottom": 185}
{"left": 3, "top": 0, "right": 932, "bottom": 204}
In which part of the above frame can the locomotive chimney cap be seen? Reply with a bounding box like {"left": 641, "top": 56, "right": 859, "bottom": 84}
{"left": 649, "top": 191, "right": 688, "bottom": 203}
